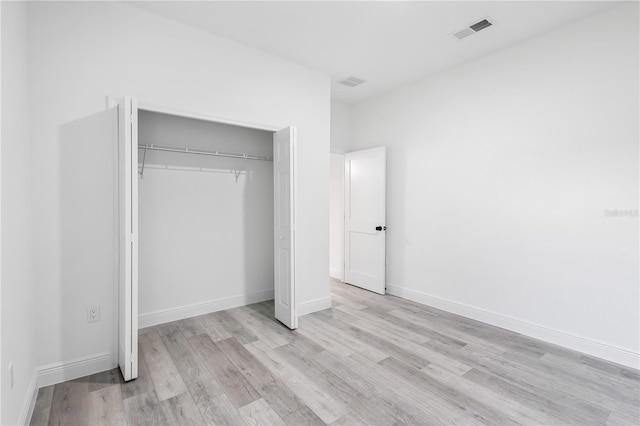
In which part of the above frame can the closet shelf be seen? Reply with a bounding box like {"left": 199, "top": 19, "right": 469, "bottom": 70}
{"left": 137, "top": 143, "right": 272, "bottom": 162}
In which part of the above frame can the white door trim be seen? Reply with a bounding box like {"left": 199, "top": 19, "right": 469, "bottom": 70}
{"left": 138, "top": 102, "right": 283, "bottom": 132}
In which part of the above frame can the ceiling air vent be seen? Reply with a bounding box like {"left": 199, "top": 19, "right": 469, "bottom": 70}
{"left": 451, "top": 17, "right": 494, "bottom": 40}
{"left": 337, "top": 76, "right": 366, "bottom": 88}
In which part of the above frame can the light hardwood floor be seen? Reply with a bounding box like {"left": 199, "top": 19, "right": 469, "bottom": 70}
{"left": 31, "top": 280, "right": 639, "bottom": 425}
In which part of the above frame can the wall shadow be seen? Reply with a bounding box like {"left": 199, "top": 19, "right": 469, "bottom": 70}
{"left": 59, "top": 106, "right": 118, "bottom": 365}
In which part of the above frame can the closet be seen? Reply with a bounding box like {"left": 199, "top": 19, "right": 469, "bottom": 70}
{"left": 115, "top": 97, "right": 296, "bottom": 381}
{"left": 138, "top": 110, "right": 275, "bottom": 323}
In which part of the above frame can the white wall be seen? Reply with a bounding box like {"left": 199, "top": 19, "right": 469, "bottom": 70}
{"left": 330, "top": 101, "right": 351, "bottom": 154}
{"left": 329, "top": 153, "right": 344, "bottom": 280}
{"left": 138, "top": 111, "right": 274, "bottom": 324}
{"left": 27, "top": 0, "right": 330, "bottom": 378}
{"left": 329, "top": 101, "right": 351, "bottom": 280}
{"left": 1, "top": 1, "right": 37, "bottom": 423}
{"left": 351, "top": 3, "right": 639, "bottom": 367}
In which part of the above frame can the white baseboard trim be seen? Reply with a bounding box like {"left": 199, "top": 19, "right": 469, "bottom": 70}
{"left": 19, "top": 371, "right": 38, "bottom": 426}
{"left": 386, "top": 284, "right": 639, "bottom": 370}
{"left": 299, "top": 296, "right": 332, "bottom": 316}
{"left": 139, "top": 290, "right": 274, "bottom": 329}
{"left": 36, "top": 352, "right": 113, "bottom": 389}
{"left": 329, "top": 268, "right": 342, "bottom": 280}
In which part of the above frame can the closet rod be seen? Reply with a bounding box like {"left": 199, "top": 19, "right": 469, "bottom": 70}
{"left": 137, "top": 143, "right": 272, "bottom": 162}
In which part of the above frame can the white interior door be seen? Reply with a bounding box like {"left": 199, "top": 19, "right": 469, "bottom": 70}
{"left": 118, "top": 96, "right": 138, "bottom": 381}
{"left": 273, "top": 127, "right": 297, "bottom": 329}
{"left": 344, "top": 147, "right": 386, "bottom": 294}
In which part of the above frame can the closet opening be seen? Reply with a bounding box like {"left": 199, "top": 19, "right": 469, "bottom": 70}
{"left": 138, "top": 109, "right": 276, "bottom": 325}
{"left": 116, "top": 97, "right": 296, "bottom": 381}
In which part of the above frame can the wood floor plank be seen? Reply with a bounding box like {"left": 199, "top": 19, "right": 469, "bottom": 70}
{"left": 34, "top": 280, "right": 640, "bottom": 426}
{"left": 123, "top": 391, "right": 168, "bottom": 426}
{"left": 276, "top": 343, "right": 397, "bottom": 426}
{"left": 149, "top": 322, "right": 180, "bottom": 337}
{"left": 281, "top": 406, "right": 326, "bottom": 426}
{"left": 198, "top": 393, "right": 246, "bottom": 426}
{"left": 469, "top": 346, "right": 634, "bottom": 417}
{"left": 88, "top": 384, "right": 127, "bottom": 426}
{"left": 607, "top": 407, "right": 640, "bottom": 426}
{"left": 139, "top": 329, "right": 188, "bottom": 401}
{"left": 304, "top": 312, "right": 389, "bottom": 362}
{"left": 380, "top": 356, "right": 519, "bottom": 425}
{"left": 239, "top": 398, "right": 286, "bottom": 426}
{"left": 188, "top": 333, "right": 261, "bottom": 408}
{"left": 335, "top": 352, "right": 459, "bottom": 425}
{"left": 217, "top": 337, "right": 306, "bottom": 418}
{"left": 421, "top": 363, "right": 562, "bottom": 425}
{"left": 334, "top": 303, "right": 430, "bottom": 344}
{"left": 246, "top": 307, "right": 298, "bottom": 344}
{"left": 160, "top": 392, "right": 206, "bottom": 425}
{"left": 463, "top": 367, "right": 611, "bottom": 425}
{"left": 197, "top": 312, "right": 235, "bottom": 341}
{"left": 330, "top": 412, "right": 368, "bottom": 426}
{"left": 245, "top": 340, "right": 349, "bottom": 424}
{"left": 384, "top": 308, "right": 468, "bottom": 348}
{"left": 227, "top": 306, "right": 291, "bottom": 348}
{"left": 121, "top": 343, "right": 154, "bottom": 400}
{"left": 30, "top": 385, "right": 54, "bottom": 426}
{"left": 47, "top": 381, "right": 90, "bottom": 426}
{"left": 314, "top": 309, "right": 433, "bottom": 369}
{"left": 160, "top": 328, "right": 224, "bottom": 399}
{"left": 539, "top": 351, "right": 640, "bottom": 405}
{"left": 214, "top": 310, "right": 259, "bottom": 344}
{"left": 175, "top": 316, "right": 207, "bottom": 337}
{"left": 295, "top": 318, "right": 354, "bottom": 357}
{"left": 73, "top": 368, "right": 124, "bottom": 393}
{"left": 312, "top": 350, "right": 422, "bottom": 425}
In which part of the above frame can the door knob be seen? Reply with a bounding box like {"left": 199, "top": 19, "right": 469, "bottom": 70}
{"left": 279, "top": 236, "right": 284, "bottom": 240}
{"left": 375, "top": 226, "right": 387, "bottom": 231}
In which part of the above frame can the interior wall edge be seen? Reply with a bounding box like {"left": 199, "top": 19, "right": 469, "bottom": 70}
{"left": 18, "top": 370, "right": 37, "bottom": 426}
{"left": 386, "top": 283, "right": 640, "bottom": 370}
{"left": 138, "top": 289, "right": 274, "bottom": 329}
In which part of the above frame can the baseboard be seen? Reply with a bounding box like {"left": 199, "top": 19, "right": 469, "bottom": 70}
{"left": 19, "top": 371, "right": 38, "bottom": 426}
{"left": 329, "top": 268, "right": 342, "bottom": 280}
{"left": 298, "top": 296, "right": 332, "bottom": 316}
{"left": 386, "top": 284, "right": 639, "bottom": 370}
{"left": 36, "top": 352, "right": 113, "bottom": 389}
{"left": 138, "top": 289, "right": 274, "bottom": 329}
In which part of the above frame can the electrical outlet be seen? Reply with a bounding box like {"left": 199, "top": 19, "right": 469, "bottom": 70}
{"left": 9, "top": 363, "right": 14, "bottom": 390}
{"left": 87, "top": 305, "right": 100, "bottom": 323}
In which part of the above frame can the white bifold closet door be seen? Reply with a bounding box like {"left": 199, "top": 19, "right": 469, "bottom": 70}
{"left": 118, "top": 96, "right": 138, "bottom": 381}
{"left": 273, "top": 127, "right": 297, "bottom": 329}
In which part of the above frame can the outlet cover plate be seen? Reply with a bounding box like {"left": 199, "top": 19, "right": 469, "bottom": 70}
{"left": 88, "top": 305, "right": 100, "bottom": 323}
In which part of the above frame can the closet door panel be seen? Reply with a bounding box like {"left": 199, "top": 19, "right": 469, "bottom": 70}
{"left": 273, "top": 127, "right": 297, "bottom": 329}
{"left": 118, "top": 96, "right": 139, "bottom": 381}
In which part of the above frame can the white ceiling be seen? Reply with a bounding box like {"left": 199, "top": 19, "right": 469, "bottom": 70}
{"left": 131, "top": 1, "right": 619, "bottom": 104}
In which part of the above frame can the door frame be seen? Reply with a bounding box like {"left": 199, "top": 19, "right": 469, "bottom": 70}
{"left": 109, "top": 97, "right": 298, "bottom": 375}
